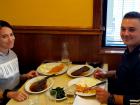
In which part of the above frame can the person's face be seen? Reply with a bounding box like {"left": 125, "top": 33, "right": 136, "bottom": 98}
{"left": 120, "top": 18, "right": 140, "bottom": 47}
{"left": 0, "top": 27, "right": 15, "bottom": 50}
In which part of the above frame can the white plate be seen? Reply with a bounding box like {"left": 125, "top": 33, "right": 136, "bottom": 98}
{"left": 68, "top": 77, "right": 102, "bottom": 96}
{"left": 67, "top": 65, "right": 94, "bottom": 77}
{"left": 25, "top": 76, "right": 54, "bottom": 94}
{"left": 55, "top": 96, "right": 67, "bottom": 101}
{"left": 37, "top": 62, "right": 68, "bottom": 75}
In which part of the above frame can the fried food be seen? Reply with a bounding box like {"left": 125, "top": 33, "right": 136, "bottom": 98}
{"left": 48, "top": 64, "right": 64, "bottom": 74}
{"left": 76, "top": 84, "right": 96, "bottom": 94}
{"left": 71, "top": 66, "right": 90, "bottom": 76}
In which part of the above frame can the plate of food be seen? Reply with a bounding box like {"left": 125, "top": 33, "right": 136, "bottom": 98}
{"left": 67, "top": 64, "right": 94, "bottom": 77}
{"left": 25, "top": 76, "right": 54, "bottom": 94}
{"left": 37, "top": 62, "right": 68, "bottom": 75}
{"left": 46, "top": 87, "right": 67, "bottom": 101}
{"left": 68, "top": 77, "right": 103, "bottom": 96}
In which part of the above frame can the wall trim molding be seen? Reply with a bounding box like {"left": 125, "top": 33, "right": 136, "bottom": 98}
{"left": 13, "top": 26, "right": 103, "bottom": 35}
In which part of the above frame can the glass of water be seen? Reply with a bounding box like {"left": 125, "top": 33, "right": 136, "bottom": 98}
{"left": 64, "top": 85, "right": 76, "bottom": 105}
{"left": 28, "top": 95, "right": 39, "bottom": 105}
{"left": 46, "top": 88, "right": 57, "bottom": 105}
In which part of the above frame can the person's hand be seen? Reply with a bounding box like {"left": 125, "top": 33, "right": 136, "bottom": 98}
{"left": 95, "top": 87, "right": 110, "bottom": 104}
{"left": 7, "top": 90, "right": 29, "bottom": 102}
{"left": 93, "top": 69, "right": 107, "bottom": 79}
{"left": 0, "top": 88, "right": 3, "bottom": 99}
{"left": 26, "top": 70, "right": 39, "bottom": 79}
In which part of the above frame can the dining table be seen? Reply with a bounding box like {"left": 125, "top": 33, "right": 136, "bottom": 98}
{"left": 6, "top": 63, "right": 108, "bottom": 105}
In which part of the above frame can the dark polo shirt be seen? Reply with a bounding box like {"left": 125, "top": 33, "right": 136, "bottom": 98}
{"left": 116, "top": 45, "right": 140, "bottom": 105}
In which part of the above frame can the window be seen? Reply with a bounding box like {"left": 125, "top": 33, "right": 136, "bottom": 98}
{"left": 103, "top": 0, "right": 140, "bottom": 47}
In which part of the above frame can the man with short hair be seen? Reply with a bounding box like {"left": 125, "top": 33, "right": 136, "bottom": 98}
{"left": 94, "top": 11, "right": 140, "bottom": 105}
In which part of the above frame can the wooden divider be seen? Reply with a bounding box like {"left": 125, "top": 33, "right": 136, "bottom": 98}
{"left": 12, "top": 26, "right": 122, "bottom": 73}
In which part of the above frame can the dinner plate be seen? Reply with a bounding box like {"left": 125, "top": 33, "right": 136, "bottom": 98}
{"left": 68, "top": 77, "right": 102, "bottom": 96}
{"left": 55, "top": 96, "right": 67, "bottom": 101}
{"left": 25, "top": 76, "right": 54, "bottom": 94}
{"left": 67, "top": 64, "right": 94, "bottom": 77}
{"left": 37, "top": 62, "right": 68, "bottom": 75}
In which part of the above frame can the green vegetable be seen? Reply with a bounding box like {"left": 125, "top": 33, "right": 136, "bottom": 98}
{"left": 50, "top": 87, "right": 65, "bottom": 99}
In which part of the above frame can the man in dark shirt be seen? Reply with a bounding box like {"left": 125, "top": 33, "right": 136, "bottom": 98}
{"left": 93, "top": 11, "right": 140, "bottom": 105}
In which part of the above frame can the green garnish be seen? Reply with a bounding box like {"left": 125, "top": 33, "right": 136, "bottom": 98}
{"left": 50, "top": 87, "right": 65, "bottom": 99}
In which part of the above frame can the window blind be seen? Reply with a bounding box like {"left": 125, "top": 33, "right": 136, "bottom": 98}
{"left": 105, "top": 0, "right": 140, "bottom": 47}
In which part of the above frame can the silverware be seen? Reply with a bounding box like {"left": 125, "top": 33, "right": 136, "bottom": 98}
{"left": 83, "top": 80, "right": 106, "bottom": 92}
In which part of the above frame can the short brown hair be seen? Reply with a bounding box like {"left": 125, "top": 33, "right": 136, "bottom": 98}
{"left": 123, "top": 11, "right": 140, "bottom": 20}
{"left": 0, "top": 20, "right": 13, "bottom": 30}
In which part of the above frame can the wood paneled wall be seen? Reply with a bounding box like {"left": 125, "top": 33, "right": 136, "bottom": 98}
{"left": 12, "top": 26, "right": 123, "bottom": 73}
{"left": 13, "top": 27, "right": 105, "bottom": 73}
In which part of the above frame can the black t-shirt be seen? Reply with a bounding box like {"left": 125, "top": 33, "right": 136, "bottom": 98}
{"left": 116, "top": 45, "right": 140, "bottom": 105}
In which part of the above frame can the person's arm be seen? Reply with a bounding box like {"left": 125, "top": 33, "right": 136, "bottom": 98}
{"left": 95, "top": 87, "right": 123, "bottom": 105}
{"left": 113, "top": 94, "right": 123, "bottom": 105}
{"left": 111, "top": 94, "right": 140, "bottom": 105}
{"left": 93, "top": 69, "right": 116, "bottom": 79}
{"left": 0, "top": 89, "right": 11, "bottom": 104}
{"left": 20, "top": 70, "right": 38, "bottom": 80}
{"left": 106, "top": 70, "right": 116, "bottom": 79}
{"left": 0, "top": 88, "right": 3, "bottom": 99}
{"left": 20, "top": 74, "right": 28, "bottom": 80}
{"left": 0, "top": 88, "right": 29, "bottom": 102}
{"left": 6, "top": 90, "right": 28, "bottom": 102}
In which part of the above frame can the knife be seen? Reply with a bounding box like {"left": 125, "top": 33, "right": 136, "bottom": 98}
{"left": 83, "top": 80, "right": 106, "bottom": 92}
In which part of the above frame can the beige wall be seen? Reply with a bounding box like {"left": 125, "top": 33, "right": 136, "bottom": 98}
{"left": 0, "top": 0, "right": 93, "bottom": 27}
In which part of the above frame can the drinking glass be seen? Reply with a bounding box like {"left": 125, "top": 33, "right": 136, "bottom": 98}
{"left": 64, "top": 85, "right": 76, "bottom": 105}
{"left": 46, "top": 88, "right": 57, "bottom": 105}
{"left": 28, "top": 95, "right": 39, "bottom": 105}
